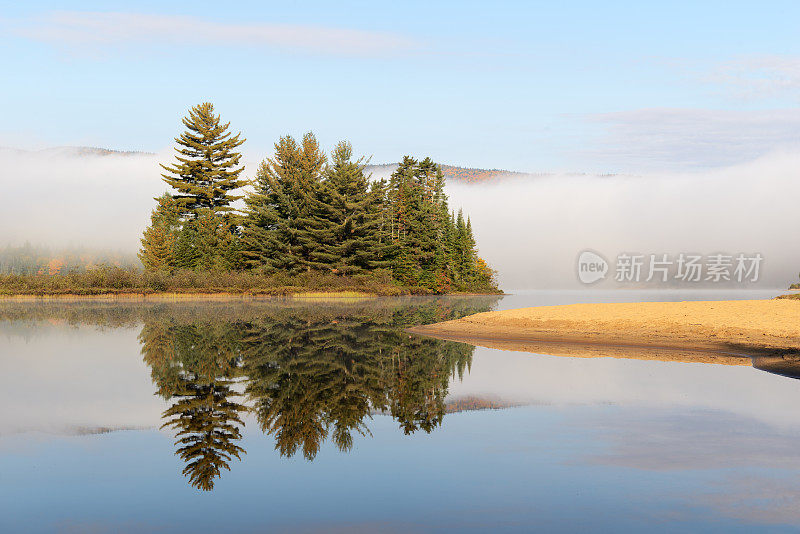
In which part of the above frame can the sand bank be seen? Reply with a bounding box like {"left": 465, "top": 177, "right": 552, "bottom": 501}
{"left": 410, "top": 299, "right": 800, "bottom": 362}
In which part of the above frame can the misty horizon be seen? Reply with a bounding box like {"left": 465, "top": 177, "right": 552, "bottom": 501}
{"left": 2, "top": 143, "right": 797, "bottom": 289}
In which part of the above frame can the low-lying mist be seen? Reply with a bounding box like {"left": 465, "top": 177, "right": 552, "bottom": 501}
{"left": 2, "top": 147, "right": 798, "bottom": 289}
{"left": 447, "top": 150, "right": 800, "bottom": 289}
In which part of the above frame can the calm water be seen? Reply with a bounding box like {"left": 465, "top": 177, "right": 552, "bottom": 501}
{"left": 1, "top": 290, "right": 798, "bottom": 533}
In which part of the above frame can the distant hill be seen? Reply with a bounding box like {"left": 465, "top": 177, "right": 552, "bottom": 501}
{"left": 0, "top": 145, "right": 152, "bottom": 157}
{"left": 366, "top": 163, "right": 540, "bottom": 183}
{"left": 2, "top": 146, "right": 540, "bottom": 183}
{"left": 39, "top": 146, "right": 152, "bottom": 157}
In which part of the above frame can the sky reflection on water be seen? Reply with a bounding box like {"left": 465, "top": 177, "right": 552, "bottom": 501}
{"left": 1, "top": 291, "right": 798, "bottom": 532}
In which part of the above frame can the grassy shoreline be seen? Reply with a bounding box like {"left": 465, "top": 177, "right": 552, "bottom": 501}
{"left": 0, "top": 291, "right": 503, "bottom": 300}
{"left": 0, "top": 267, "right": 502, "bottom": 298}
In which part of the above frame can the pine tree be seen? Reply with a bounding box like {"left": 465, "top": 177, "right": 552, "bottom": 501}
{"left": 160, "top": 102, "right": 246, "bottom": 220}
{"left": 240, "top": 160, "right": 287, "bottom": 271}
{"left": 369, "top": 179, "right": 397, "bottom": 267}
{"left": 143, "top": 318, "right": 247, "bottom": 491}
{"left": 195, "top": 210, "right": 238, "bottom": 271}
{"left": 386, "top": 157, "right": 450, "bottom": 288}
{"left": 415, "top": 157, "right": 446, "bottom": 287}
{"left": 294, "top": 133, "right": 328, "bottom": 269}
{"left": 387, "top": 157, "right": 421, "bottom": 284}
{"left": 241, "top": 133, "right": 325, "bottom": 273}
{"left": 452, "top": 209, "right": 468, "bottom": 285}
{"left": 139, "top": 194, "right": 179, "bottom": 271}
{"left": 310, "top": 141, "right": 389, "bottom": 274}
{"left": 464, "top": 216, "right": 478, "bottom": 283}
{"left": 173, "top": 221, "right": 200, "bottom": 270}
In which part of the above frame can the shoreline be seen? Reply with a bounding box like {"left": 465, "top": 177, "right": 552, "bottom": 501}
{"left": 0, "top": 290, "right": 503, "bottom": 301}
{"left": 409, "top": 299, "right": 800, "bottom": 361}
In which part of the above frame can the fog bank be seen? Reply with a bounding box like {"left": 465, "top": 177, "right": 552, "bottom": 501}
{"left": 1, "top": 147, "right": 798, "bottom": 289}
{"left": 447, "top": 150, "right": 800, "bottom": 289}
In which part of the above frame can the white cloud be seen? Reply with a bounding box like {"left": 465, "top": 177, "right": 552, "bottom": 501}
{"left": 712, "top": 55, "right": 800, "bottom": 100}
{"left": 12, "top": 11, "right": 416, "bottom": 57}
{"left": 582, "top": 108, "right": 800, "bottom": 170}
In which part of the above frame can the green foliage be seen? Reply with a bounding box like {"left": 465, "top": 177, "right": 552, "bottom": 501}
{"left": 790, "top": 273, "right": 800, "bottom": 290}
{"left": 194, "top": 210, "right": 240, "bottom": 271}
{"left": 138, "top": 105, "right": 498, "bottom": 293}
{"left": 310, "top": 141, "right": 390, "bottom": 274}
{"left": 0, "top": 266, "right": 415, "bottom": 296}
{"left": 240, "top": 138, "right": 498, "bottom": 293}
{"left": 143, "top": 103, "right": 246, "bottom": 273}
{"left": 384, "top": 157, "right": 494, "bottom": 292}
{"left": 240, "top": 133, "right": 325, "bottom": 273}
{"left": 160, "top": 102, "right": 245, "bottom": 219}
{"left": 139, "top": 194, "right": 179, "bottom": 270}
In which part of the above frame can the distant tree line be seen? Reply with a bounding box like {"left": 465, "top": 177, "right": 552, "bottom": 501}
{"left": 0, "top": 243, "right": 139, "bottom": 275}
{"left": 140, "top": 103, "right": 497, "bottom": 293}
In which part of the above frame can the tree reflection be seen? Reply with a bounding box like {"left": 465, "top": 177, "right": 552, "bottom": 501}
{"left": 141, "top": 321, "right": 247, "bottom": 491}
{"left": 138, "top": 297, "right": 498, "bottom": 489}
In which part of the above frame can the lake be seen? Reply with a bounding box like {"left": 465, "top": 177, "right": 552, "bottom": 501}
{"left": 1, "top": 290, "right": 797, "bottom": 533}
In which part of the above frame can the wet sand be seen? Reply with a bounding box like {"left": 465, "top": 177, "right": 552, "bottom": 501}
{"left": 410, "top": 299, "right": 800, "bottom": 363}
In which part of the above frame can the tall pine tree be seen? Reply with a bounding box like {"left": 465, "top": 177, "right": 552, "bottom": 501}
{"left": 310, "top": 141, "right": 390, "bottom": 274}
{"left": 160, "top": 102, "right": 246, "bottom": 219}
{"left": 386, "top": 157, "right": 450, "bottom": 288}
{"left": 241, "top": 133, "right": 325, "bottom": 273}
{"left": 149, "top": 103, "right": 245, "bottom": 271}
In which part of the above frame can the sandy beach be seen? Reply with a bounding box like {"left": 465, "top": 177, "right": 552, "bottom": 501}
{"left": 409, "top": 299, "right": 800, "bottom": 362}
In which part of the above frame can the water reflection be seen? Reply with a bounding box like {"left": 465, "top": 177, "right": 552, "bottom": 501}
{"left": 3, "top": 294, "right": 798, "bottom": 496}
{"left": 136, "top": 297, "right": 498, "bottom": 489}
{"left": 143, "top": 323, "right": 246, "bottom": 491}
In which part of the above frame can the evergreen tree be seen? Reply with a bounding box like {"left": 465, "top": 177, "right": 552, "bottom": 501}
{"left": 142, "top": 104, "right": 499, "bottom": 291}
{"left": 294, "top": 133, "right": 328, "bottom": 269}
{"left": 415, "top": 157, "right": 447, "bottom": 287}
{"left": 386, "top": 157, "right": 451, "bottom": 288}
{"left": 241, "top": 133, "right": 325, "bottom": 273}
{"left": 195, "top": 210, "right": 239, "bottom": 271}
{"left": 240, "top": 160, "right": 288, "bottom": 271}
{"left": 310, "top": 141, "right": 390, "bottom": 274}
{"left": 452, "top": 209, "right": 469, "bottom": 284}
{"left": 136, "top": 298, "right": 498, "bottom": 474}
{"left": 463, "top": 216, "right": 478, "bottom": 283}
{"left": 139, "top": 194, "right": 179, "bottom": 270}
{"left": 160, "top": 102, "right": 246, "bottom": 219}
{"left": 173, "top": 221, "right": 201, "bottom": 270}
{"left": 387, "top": 157, "right": 421, "bottom": 284}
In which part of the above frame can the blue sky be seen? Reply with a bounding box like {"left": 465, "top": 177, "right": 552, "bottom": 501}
{"left": 2, "top": 1, "right": 799, "bottom": 172}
